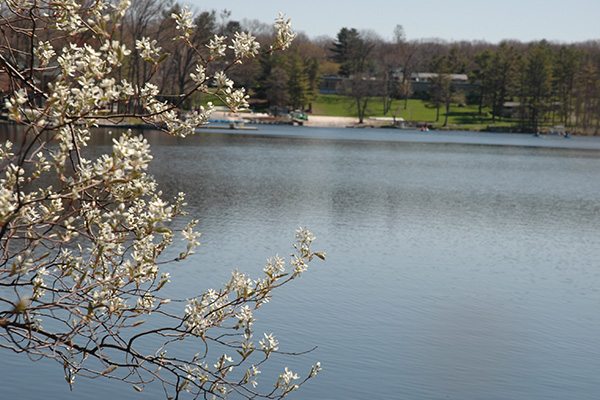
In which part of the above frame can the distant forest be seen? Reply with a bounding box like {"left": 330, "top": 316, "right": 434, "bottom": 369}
{"left": 3, "top": 0, "right": 600, "bottom": 133}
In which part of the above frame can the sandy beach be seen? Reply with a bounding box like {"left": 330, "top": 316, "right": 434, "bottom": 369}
{"left": 209, "top": 110, "right": 391, "bottom": 128}
{"left": 303, "top": 115, "right": 359, "bottom": 127}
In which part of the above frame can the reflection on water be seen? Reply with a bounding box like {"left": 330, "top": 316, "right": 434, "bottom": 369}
{"left": 2, "top": 125, "right": 600, "bottom": 399}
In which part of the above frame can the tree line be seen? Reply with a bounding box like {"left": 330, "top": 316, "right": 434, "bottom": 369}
{"left": 325, "top": 27, "right": 600, "bottom": 132}
{"left": 3, "top": 0, "right": 600, "bottom": 133}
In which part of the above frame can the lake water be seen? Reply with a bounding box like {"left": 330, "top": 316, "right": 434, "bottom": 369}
{"left": 2, "top": 126, "right": 600, "bottom": 399}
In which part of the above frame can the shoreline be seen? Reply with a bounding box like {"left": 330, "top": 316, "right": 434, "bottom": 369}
{"left": 0, "top": 114, "right": 594, "bottom": 136}
{"left": 194, "top": 124, "right": 600, "bottom": 152}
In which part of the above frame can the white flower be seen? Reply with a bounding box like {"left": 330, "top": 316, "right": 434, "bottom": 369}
{"left": 291, "top": 257, "right": 308, "bottom": 275}
{"left": 272, "top": 13, "right": 296, "bottom": 50}
{"left": 118, "top": 79, "right": 134, "bottom": 97}
{"left": 230, "top": 32, "right": 260, "bottom": 59}
{"left": 264, "top": 256, "right": 285, "bottom": 277}
{"left": 259, "top": 333, "right": 279, "bottom": 355}
{"left": 135, "top": 37, "right": 162, "bottom": 62}
{"left": 206, "top": 34, "right": 227, "bottom": 58}
{"left": 213, "top": 71, "right": 234, "bottom": 89}
{"left": 295, "top": 227, "right": 315, "bottom": 245}
{"left": 140, "top": 82, "right": 160, "bottom": 98}
{"left": 225, "top": 88, "right": 250, "bottom": 112}
{"left": 309, "top": 362, "right": 322, "bottom": 377}
{"left": 171, "top": 6, "right": 195, "bottom": 39}
{"left": 248, "top": 364, "right": 261, "bottom": 387}
{"left": 229, "top": 271, "right": 254, "bottom": 298}
{"left": 52, "top": 0, "right": 85, "bottom": 33}
{"left": 180, "top": 219, "right": 201, "bottom": 258}
{"left": 235, "top": 305, "right": 254, "bottom": 329}
{"left": 100, "top": 40, "right": 131, "bottom": 66}
{"left": 32, "top": 267, "right": 49, "bottom": 299}
{"left": 4, "top": 89, "right": 27, "bottom": 121}
{"left": 35, "top": 41, "right": 55, "bottom": 66}
{"left": 0, "top": 141, "right": 13, "bottom": 162}
{"left": 136, "top": 293, "right": 155, "bottom": 312}
{"left": 13, "top": 88, "right": 27, "bottom": 105}
{"left": 189, "top": 64, "right": 206, "bottom": 85}
{"left": 113, "top": 0, "right": 131, "bottom": 18}
{"left": 0, "top": 186, "right": 16, "bottom": 222}
{"left": 276, "top": 367, "right": 300, "bottom": 392}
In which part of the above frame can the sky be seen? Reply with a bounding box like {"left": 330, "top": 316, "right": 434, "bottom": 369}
{"left": 186, "top": 0, "right": 600, "bottom": 43}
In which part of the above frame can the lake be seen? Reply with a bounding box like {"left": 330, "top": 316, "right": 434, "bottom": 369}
{"left": 2, "top": 125, "right": 600, "bottom": 399}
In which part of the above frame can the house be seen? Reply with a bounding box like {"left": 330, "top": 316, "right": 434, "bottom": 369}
{"left": 500, "top": 101, "right": 521, "bottom": 118}
{"left": 318, "top": 71, "right": 478, "bottom": 99}
{"left": 319, "top": 75, "right": 346, "bottom": 95}
{"left": 409, "top": 72, "right": 477, "bottom": 99}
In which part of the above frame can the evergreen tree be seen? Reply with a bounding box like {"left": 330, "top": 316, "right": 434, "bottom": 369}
{"left": 330, "top": 27, "right": 371, "bottom": 76}
{"left": 523, "top": 41, "right": 553, "bottom": 131}
{"left": 265, "top": 66, "right": 290, "bottom": 110}
{"left": 287, "top": 53, "right": 309, "bottom": 110}
{"left": 473, "top": 50, "right": 494, "bottom": 116}
{"left": 490, "top": 43, "right": 519, "bottom": 122}
{"left": 304, "top": 57, "right": 320, "bottom": 112}
{"left": 553, "top": 46, "right": 580, "bottom": 126}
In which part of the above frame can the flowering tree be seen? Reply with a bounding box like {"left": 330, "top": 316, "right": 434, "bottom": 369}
{"left": 0, "top": 1, "right": 323, "bottom": 398}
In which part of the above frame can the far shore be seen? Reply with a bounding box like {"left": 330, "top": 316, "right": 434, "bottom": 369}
{"left": 209, "top": 110, "right": 391, "bottom": 129}
{"left": 0, "top": 112, "right": 591, "bottom": 135}
{"left": 303, "top": 115, "right": 362, "bottom": 128}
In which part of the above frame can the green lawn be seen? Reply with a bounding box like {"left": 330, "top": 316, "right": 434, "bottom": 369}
{"left": 193, "top": 92, "right": 227, "bottom": 107}
{"left": 195, "top": 92, "right": 520, "bottom": 131}
{"left": 310, "top": 94, "right": 519, "bottom": 131}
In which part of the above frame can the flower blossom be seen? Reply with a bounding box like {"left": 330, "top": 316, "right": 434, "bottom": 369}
{"left": 35, "top": 41, "right": 55, "bottom": 66}
{"left": 136, "top": 37, "right": 162, "bottom": 62}
{"left": 276, "top": 367, "right": 300, "bottom": 393}
{"left": 0, "top": 4, "right": 323, "bottom": 397}
{"left": 206, "top": 34, "right": 227, "bottom": 58}
{"left": 171, "top": 6, "right": 195, "bottom": 39}
{"left": 272, "top": 13, "right": 296, "bottom": 50}
{"left": 189, "top": 64, "right": 206, "bottom": 86}
{"left": 259, "top": 333, "right": 279, "bottom": 356}
{"left": 230, "top": 32, "right": 260, "bottom": 59}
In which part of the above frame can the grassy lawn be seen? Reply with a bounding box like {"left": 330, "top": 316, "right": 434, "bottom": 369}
{"left": 192, "top": 92, "right": 227, "bottom": 108}
{"left": 311, "top": 94, "right": 519, "bottom": 130}
{"left": 193, "top": 92, "right": 521, "bottom": 131}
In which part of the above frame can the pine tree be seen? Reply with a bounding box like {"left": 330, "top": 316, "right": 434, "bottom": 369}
{"left": 287, "top": 53, "right": 309, "bottom": 110}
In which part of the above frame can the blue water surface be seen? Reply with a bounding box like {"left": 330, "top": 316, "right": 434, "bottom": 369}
{"left": 2, "top": 126, "right": 600, "bottom": 400}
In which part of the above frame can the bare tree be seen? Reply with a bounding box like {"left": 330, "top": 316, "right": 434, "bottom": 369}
{"left": 343, "top": 74, "right": 381, "bottom": 124}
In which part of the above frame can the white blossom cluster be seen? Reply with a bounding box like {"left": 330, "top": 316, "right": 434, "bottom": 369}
{"left": 276, "top": 367, "right": 300, "bottom": 395}
{"left": 4, "top": 88, "right": 27, "bottom": 121}
{"left": 171, "top": 6, "right": 196, "bottom": 40}
{"left": 0, "top": 1, "right": 320, "bottom": 399}
{"left": 207, "top": 34, "right": 228, "bottom": 58}
{"left": 135, "top": 37, "right": 162, "bottom": 63}
{"left": 184, "top": 229, "right": 320, "bottom": 340}
{"left": 212, "top": 72, "right": 250, "bottom": 112}
{"left": 230, "top": 32, "right": 261, "bottom": 59}
{"left": 112, "top": 0, "right": 131, "bottom": 18}
{"left": 190, "top": 64, "right": 207, "bottom": 88}
{"left": 272, "top": 13, "right": 297, "bottom": 51}
{"left": 35, "top": 41, "right": 56, "bottom": 66}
